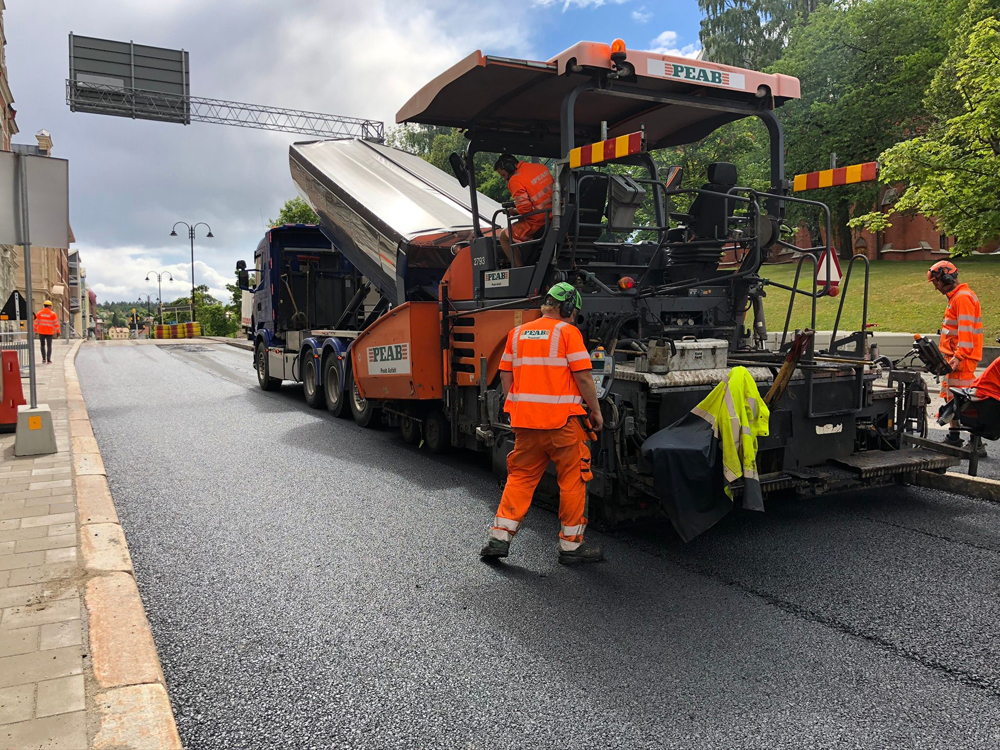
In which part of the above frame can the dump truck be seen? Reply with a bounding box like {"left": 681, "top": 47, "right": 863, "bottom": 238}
{"left": 242, "top": 40, "right": 956, "bottom": 534}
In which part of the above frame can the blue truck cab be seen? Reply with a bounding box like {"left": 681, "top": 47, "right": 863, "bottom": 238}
{"left": 236, "top": 224, "right": 377, "bottom": 417}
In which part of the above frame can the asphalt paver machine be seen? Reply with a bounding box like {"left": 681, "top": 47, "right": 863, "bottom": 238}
{"left": 290, "top": 41, "right": 954, "bottom": 534}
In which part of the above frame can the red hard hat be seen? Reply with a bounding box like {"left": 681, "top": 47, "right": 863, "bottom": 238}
{"left": 927, "top": 260, "right": 958, "bottom": 282}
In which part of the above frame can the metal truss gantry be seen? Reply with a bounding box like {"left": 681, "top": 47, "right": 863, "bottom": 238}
{"left": 67, "top": 80, "right": 384, "bottom": 140}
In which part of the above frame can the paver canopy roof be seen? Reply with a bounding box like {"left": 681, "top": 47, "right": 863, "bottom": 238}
{"left": 397, "top": 42, "right": 801, "bottom": 156}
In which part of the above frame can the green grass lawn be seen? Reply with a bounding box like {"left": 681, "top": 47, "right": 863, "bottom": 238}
{"left": 759, "top": 255, "right": 1000, "bottom": 337}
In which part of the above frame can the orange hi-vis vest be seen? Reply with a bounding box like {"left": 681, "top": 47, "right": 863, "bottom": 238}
{"left": 33, "top": 307, "right": 60, "bottom": 337}
{"left": 940, "top": 283, "right": 982, "bottom": 366}
{"left": 507, "top": 161, "right": 553, "bottom": 233}
{"left": 500, "top": 316, "right": 592, "bottom": 430}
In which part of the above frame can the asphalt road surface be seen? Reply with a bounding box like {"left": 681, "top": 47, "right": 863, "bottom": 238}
{"left": 77, "top": 341, "right": 1000, "bottom": 750}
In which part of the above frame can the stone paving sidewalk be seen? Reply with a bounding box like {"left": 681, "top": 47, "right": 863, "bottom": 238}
{"left": 1, "top": 340, "right": 181, "bottom": 750}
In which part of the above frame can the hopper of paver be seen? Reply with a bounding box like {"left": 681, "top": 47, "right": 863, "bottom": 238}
{"left": 290, "top": 138, "right": 502, "bottom": 306}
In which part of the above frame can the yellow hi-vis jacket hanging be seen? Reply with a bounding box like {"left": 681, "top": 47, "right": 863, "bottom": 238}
{"left": 691, "top": 366, "right": 770, "bottom": 508}
{"left": 639, "top": 366, "right": 770, "bottom": 542}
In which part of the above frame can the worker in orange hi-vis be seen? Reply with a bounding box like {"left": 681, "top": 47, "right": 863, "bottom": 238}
{"left": 928, "top": 260, "right": 983, "bottom": 447}
{"left": 480, "top": 282, "right": 605, "bottom": 566}
{"left": 493, "top": 153, "right": 553, "bottom": 268}
{"left": 33, "top": 300, "right": 61, "bottom": 364}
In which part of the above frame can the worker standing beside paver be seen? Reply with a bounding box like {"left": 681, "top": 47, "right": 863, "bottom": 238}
{"left": 34, "top": 299, "right": 61, "bottom": 364}
{"left": 928, "top": 260, "right": 982, "bottom": 447}
{"left": 480, "top": 282, "right": 605, "bottom": 565}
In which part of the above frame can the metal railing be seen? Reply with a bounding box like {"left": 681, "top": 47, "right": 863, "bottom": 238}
{"left": 0, "top": 330, "right": 29, "bottom": 371}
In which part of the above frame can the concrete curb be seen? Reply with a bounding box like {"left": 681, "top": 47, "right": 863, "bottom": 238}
{"left": 909, "top": 470, "right": 1000, "bottom": 502}
{"left": 66, "top": 342, "right": 183, "bottom": 750}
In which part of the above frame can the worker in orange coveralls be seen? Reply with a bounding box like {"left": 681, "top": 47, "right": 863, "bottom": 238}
{"left": 928, "top": 260, "right": 982, "bottom": 447}
{"left": 480, "top": 282, "right": 605, "bottom": 565}
{"left": 33, "top": 300, "right": 60, "bottom": 364}
{"left": 494, "top": 154, "right": 553, "bottom": 268}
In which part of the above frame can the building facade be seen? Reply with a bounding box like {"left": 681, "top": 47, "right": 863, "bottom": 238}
{"left": 0, "top": 0, "right": 19, "bottom": 313}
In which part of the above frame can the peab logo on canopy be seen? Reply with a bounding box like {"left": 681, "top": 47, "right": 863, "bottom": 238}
{"left": 646, "top": 60, "right": 746, "bottom": 92}
{"left": 368, "top": 343, "right": 411, "bottom": 375}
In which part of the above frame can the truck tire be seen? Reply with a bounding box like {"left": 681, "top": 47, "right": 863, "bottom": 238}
{"left": 256, "top": 342, "right": 281, "bottom": 391}
{"left": 323, "top": 356, "right": 347, "bottom": 418}
{"left": 349, "top": 376, "right": 379, "bottom": 428}
{"left": 302, "top": 356, "right": 324, "bottom": 409}
{"left": 423, "top": 411, "right": 450, "bottom": 454}
{"left": 400, "top": 416, "right": 421, "bottom": 445}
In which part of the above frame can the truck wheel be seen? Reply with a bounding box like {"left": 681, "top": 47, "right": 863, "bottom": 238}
{"left": 350, "top": 376, "right": 379, "bottom": 428}
{"left": 400, "top": 416, "right": 421, "bottom": 445}
{"left": 423, "top": 411, "right": 450, "bottom": 454}
{"left": 323, "top": 357, "right": 347, "bottom": 418}
{"left": 256, "top": 342, "right": 281, "bottom": 391}
{"left": 302, "top": 356, "right": 324, "bottom": 409}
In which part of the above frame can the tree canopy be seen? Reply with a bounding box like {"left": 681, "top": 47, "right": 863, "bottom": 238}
{"left": 853, "top": 1, "right": 1000, "bottom": 253}
{"left": 269, "top": 197, "right": 319, "bottom": 226}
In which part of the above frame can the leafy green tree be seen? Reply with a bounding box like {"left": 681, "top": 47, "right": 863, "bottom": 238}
{"left": 772, "top": 0, "right": 950, "bottom": 256}
{"left": 852, "top": 2, "right": 1000, "bottom": 254}
{"left": 699, "top": 0, "right": 830, "bottom": 69}
{"left": 269, "top": 197, "right": 319, "bottom": 226}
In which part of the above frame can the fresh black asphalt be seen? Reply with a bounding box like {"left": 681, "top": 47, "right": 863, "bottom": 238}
{"left": 77, "top": 341, "right": 1000, "bottom": 749}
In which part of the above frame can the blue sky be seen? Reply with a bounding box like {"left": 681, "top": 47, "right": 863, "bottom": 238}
{"left": 4, "top": 0, "right": 705, "bottom": 304}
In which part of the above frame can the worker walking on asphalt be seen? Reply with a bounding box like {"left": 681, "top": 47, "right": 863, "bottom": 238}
{"left": 494, "top": 154, "right": 553, "bottom": 268}
{"left": 928, "top": 260, "right": 982, "bottom": 446}
{"left": 34, "top": 300, "right": 60, "bottom": 364}
{"left": 480, "top": 282, "right": 605, "bottom": 565}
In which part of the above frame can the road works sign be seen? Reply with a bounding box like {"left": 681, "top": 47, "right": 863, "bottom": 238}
{"left": 367, "top": 343, "right": 411, "bottom": 375}
{"left": 815, "top": 247, "right": 843, "bottom": 295}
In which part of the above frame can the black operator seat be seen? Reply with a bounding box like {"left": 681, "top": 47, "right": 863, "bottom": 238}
{"left": 688, "top": 162, "right": 738, "bottom": 241}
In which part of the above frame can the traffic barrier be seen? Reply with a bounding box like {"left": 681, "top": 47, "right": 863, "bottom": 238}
{"left": 152, "top": 322, "right": 202, "bottom": 339}
{"left": 0, "top": 349, "right": 26, "bottom": 431}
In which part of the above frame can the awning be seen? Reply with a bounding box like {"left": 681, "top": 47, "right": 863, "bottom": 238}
{"left": 397, "top": 42, "right": 801, "bottom": 155}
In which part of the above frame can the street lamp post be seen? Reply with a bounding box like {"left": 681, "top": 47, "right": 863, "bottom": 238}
{"left": 137, "top": 293, "right": 153, "bottom": 316}
{"left": 145, "top": 270, "right": 173, "bottom": 324}
{"left": 170, "top": 222, "right": 214, "bottom": 323}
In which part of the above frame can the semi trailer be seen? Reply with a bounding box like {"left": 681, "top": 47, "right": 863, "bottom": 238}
{"left": 240, "top": 40, "right": 954, "bottom": 536}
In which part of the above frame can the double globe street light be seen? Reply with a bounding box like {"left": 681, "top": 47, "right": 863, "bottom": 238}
{"left": 145, "top": 270, "right": 173, "bottom": 324}
{"left": 170, "top": 221, "right": 214, "bottom": 323}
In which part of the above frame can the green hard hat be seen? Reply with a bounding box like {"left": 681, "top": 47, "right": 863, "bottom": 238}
{"left": 547, "top": 282, "right": 583, "bottom": 310}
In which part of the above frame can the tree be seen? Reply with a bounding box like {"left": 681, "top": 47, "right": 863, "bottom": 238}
{"left": 698, "top": 0, "right": 830, "bottom": 69}
{"left": 853, "top": 2, "right": 1000, "bottom": 254}
{"left": 269, "top": 197, "right": 319, "bottom": 226}
{"left": 771, "top": 0, "right": 950, "bottom": 257}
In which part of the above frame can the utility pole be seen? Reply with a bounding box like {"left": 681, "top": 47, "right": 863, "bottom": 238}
{"left": 145, "top": 270, "right": 173, "bottom": 324}
{"left": 170, "top": 222, "right": 213, "bottom": 322}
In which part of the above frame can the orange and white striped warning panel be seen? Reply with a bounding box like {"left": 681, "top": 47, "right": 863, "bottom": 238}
{"left": 569, "top": 131, "right": 644, "bottom": 169}
{"left": 792, "top": 161, "right": 878, "bottom": 193}
{"left": 793, "top": 162, "right": 877, "bottom": 192}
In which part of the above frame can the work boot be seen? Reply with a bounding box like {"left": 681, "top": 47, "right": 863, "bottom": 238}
{"left": 479, "top": 538, "right": 509, "bottom": 560}
{"left": 942, "top": 432, "right": 964, "bottom": 448}
{"left": 558, "top": 542, "right": 605, "bottom": 566}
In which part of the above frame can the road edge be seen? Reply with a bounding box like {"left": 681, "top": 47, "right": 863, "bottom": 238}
{"left": 67, "top": 341, "right": 183, "bottom": 750}
{"left": 910, "top": 469, "right": 1000, "bottom": 502}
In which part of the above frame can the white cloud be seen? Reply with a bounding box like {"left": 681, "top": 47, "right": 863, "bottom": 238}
{"left": 631, "top": 6, "right": 652, "bottom": 23}
{"left": 533, "top": 0, "right": 629, "bottom": 9}
{"left": 649, "top": 30, "right": 701, "bottom": 58}
{"left": 5, "top": 0, "right": 537, "bottom": 308}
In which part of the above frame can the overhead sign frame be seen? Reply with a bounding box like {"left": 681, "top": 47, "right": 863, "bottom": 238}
{"left": 68, "top": 33, "right": 191, "bottom": 125}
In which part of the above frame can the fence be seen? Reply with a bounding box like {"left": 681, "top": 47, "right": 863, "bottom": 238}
{"left": 0, "top": 330, "right": 29, "bottom": 371}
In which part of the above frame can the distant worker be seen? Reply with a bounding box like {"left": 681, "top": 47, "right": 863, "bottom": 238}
{"left": 928, "top": 260, "right": 982, "bottom": 446}
{"left": 494, "top": 154, "right": 553, "bottom": 268}
{"left": 34, "top": 300, "right": 60, "bottom": 364}
{"left": 480, "top": 282, "right": 605, "bottom": 565}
